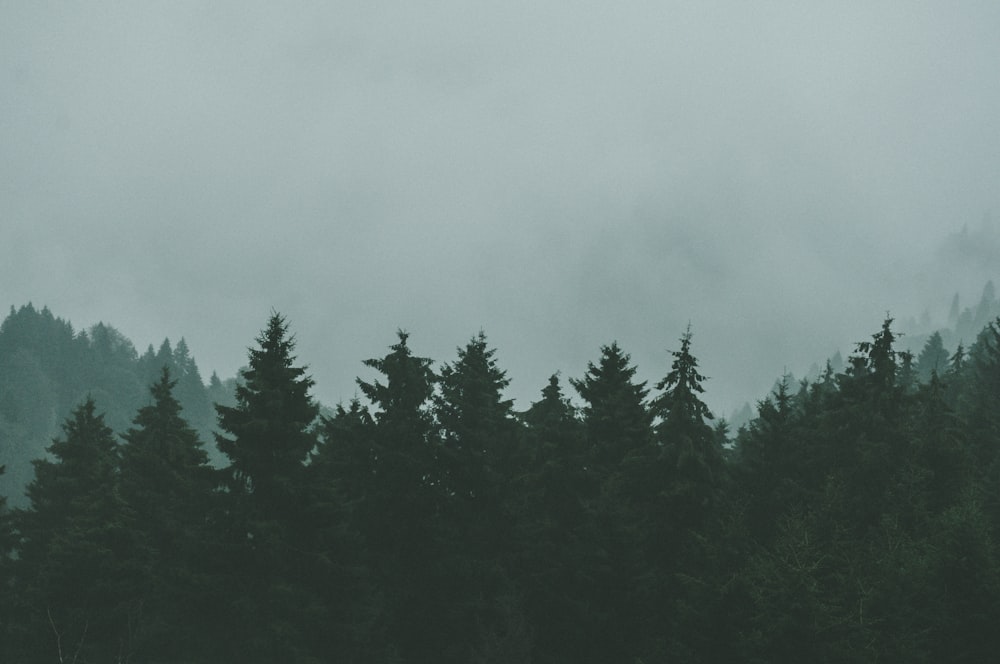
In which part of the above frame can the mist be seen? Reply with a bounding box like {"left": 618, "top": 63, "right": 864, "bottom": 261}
{"left": 3, "top": 2, "right": 999, "bottom": 414}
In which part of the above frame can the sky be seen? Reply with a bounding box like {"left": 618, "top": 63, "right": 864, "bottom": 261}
{"left": 2, "top": 1, "right": 999, "bottom": 417}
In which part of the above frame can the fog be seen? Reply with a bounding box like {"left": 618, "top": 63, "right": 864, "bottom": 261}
{"left": 3, "top": 2, "right": 999, "bottom": 415}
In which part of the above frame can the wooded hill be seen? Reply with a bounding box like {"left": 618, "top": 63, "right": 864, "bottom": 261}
{"left": 1, "top": 301, "right": 1000, "bottom": 662}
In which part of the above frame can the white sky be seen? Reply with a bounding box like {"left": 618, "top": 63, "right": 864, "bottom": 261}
{"left": 3, "top": 2, "right": 999, "bottom": 415}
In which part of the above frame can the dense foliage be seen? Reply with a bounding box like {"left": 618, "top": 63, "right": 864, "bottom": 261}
{"left": 2, "top": 301, "right": 1000, "bottom": 662}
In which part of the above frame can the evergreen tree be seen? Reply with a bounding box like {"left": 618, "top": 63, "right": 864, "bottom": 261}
{"left": 355, "top": 330, "right": 447, "bottom": 662}
{"left": 916, "top": 330, "right": 948, "bottom": 383}
{"left": 118, "top": 367, "right": 215, "bottom": 660}
{"left": 308, "top": 399, "right": 395, "bottom": 662}
{"left": 172, "top": 337, "right": 213, "bottom": 434}
{"left": 646, "top": 327, "right": 730, "bottom": 661}
{"left": 12, "top": 399, "right": 139, "bottom": 662}
{"left": 0, "top": 464, "right": 13, "bottom": 661}
{"left": 516, "top": 374, "right": 612, "bottom": 664}
{"left": 210, "top": 312, "right": 321, "bottom": 662}
{"left": 435, "top": 331, "right": 521, "bottom": 525}
{"left": 434, "top": 332, "right": 526, "bottom": 658}
{"left": 555, "top": 343, "right": 655, "bottom": 663}
{"left": 216, "top": 312, "right": 318, "bottom": 504}
{"left": 312, "top": 398, "right": 375, "bottom": 500}
{"left": 570, "top": 341, "right": 652, "bottom": 472}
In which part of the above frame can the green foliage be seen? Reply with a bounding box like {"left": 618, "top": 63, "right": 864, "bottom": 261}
{"left": 571, "top": 341, "right": 652, "bottom": 471}
{"left": 216, "top": 312, "right": 319, "bottom": 501}
{"left": 210, "top": 313, "right": 327, "bottom": 663}
{"left": 3, "top": 301, "right": 1000, "bottom": 663}
{"left": 0, "top": 304, "right": 223, "bottom": 505}
{"left": 118, "top": 367, "right": 216, "bottom": 660}
{"left": 12, "top": 399, "right": 141, "bottom": 662}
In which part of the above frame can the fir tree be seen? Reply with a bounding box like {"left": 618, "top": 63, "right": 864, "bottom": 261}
{"left": 118, "top": 367, "right": 215, "bottom": 659}
{"left": 216, "top": 312, "right": 318, "bottom": 504}
{"left": 916, "top": 331, "right": 948, "bottom": 383}
{"left": 433, "top": 333, "right": 525, "bottom": 658}
{"left": 570, "top": 341, "right": 652, "bottom": 472}
{"left": 210, "top": 313, "right": 321, "bottom": 662}
{"left": 435, "top": 331, "right": 519, "bottom": 502}
{"left": 13, "top": 399, "right": 139, "bottom": 663}
{"left": 0, "top": 464, "right": 12, "bottom": 660}
{"left": 647, "top": 327, "right": 729, "bottom": 660}
{"left": 355, "top": 330, "right": 444, "bottom": 663}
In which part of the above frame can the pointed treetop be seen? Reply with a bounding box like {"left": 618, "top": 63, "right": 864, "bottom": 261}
{"left": 854, "top": 316, "right": 899, "bottom": 388}
{"left": 436, "top": 330, "right": 514, "bottom": 433}
{"left": 357, "top": 329, "right": 436, "bottom": 425}
{"left": 653, "top": 326, "right": 713, "bottom": 432}
{"left": 215, "top": 312, "right": 318, "bottom": 495}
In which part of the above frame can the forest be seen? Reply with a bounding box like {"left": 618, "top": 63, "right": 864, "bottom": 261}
{"left": 2, "top": 293, "right": 1000, "bottom": 663}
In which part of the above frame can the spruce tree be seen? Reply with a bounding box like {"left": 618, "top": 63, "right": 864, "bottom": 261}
{"left": 118, "top": 367, "right": 215, "bottom": 660}
{"left": 515, "top": 375, "right": 599, "bottom": 664}
{"left": 355, "top": 330, "right": 446, "bottom": 663}
{"left": 434, "top": 332, "right": 525, "bottom": 657}
{"left": 216, "top": 312, "right": 318, "bottom": 505}
{"left": 570, "top": 341, "right": 652, "bottom": 472}
{"left": 0, "top": 464, "right": 12, "bottom": 660}
{"left": 13, "top": 399, "right": 139, "bottom": 663}
{"left": 308, "top": 400, "right": 395, "bottom": 662}
{"left": 435, "top": 331, "right": 519, "bottom": 512}
{"left": 647, "top": 327, "right": 728, "bottom": 661}
{"left": 211, "top": 313, "right": 321, "bottom": 662}
{"left": 916, "top": 331, "right": 948, "bottom": 383}
{"left": 564, "top": 343, "right": 654, "bottom": 663}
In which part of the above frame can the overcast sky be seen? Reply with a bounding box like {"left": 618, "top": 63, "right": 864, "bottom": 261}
{"left": 3, "top": 2, "right": 999, "bottom": 416}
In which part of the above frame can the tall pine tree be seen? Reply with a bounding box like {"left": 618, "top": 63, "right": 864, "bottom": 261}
{"left": 13, "top": 399, "right": 139, "bottom": 663}
{"left": 119, "top": 367, "right": 215, "bottom": 660}
{"left": 210, "top": 312, "right": 322, "bottom": 663}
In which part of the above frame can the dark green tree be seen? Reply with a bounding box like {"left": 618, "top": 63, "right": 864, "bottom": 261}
{"left": 570, "top": 341, "right": 652, "bottom": 472}
{"left": 210, "top": 312, "right": 322, "bottom": 662}
{"left": 12, "top": 399, "right": 139, "bottom": 663}
{"left": 216, "top": 312, "right": 318, "bottom": 504}
{"left": 355, "top": 330, "right": 448, "bottom": 662}
{"left": 436, "top": 331, "right": 519, "bottom": 497}
{"left": 306, "top": 398, "right": 396, "bottom": 662}
{"left": 434, "top": 332, "right": 526, "bottom": 658}
{"left": 515, "top": 375, "right": 604, "bottom": 664}
{"left": 646, "top": 327, "right": 731, "bottom": 661}
{"left": 119, "top": 367, "right": 215, "bottom": 660}
{"left": 0, "top": 464, "right": 13, "bottom": 660}
{"left": 916, "top": 331, "right": 948, "bottom": 383}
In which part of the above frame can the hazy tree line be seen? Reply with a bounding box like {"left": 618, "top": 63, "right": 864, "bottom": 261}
{"left": 1, "top": 303, "right": 1000, "bottom": 662}
{"left": 0, "top": 304, "right": 234, "bottom": 504}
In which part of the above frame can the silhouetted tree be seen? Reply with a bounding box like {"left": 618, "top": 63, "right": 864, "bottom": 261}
{"left": 356, "top": 330, "right": 446, "bottom": 662}
{"left": 12, "top": 399, "right": 139, "bottom": 663}
{"left": 916, "top": 331, "right": 948, "bottom": 383}
{"left": 211, "top": 312, "right": 322, "bottom": 663}
{"left": 119, "top": 367, "right": 215, "bottom": 660}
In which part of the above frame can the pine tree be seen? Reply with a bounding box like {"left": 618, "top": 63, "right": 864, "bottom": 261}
{"left": 0, "top": 464, "right": 13, "bottom": 660}
{"left": 216, "top": 312, "right": 318, "bottom": 505}
{"left": 118, "top": 367, "right": 215, "bottom": 660}
{"left": 570, "top": 341, "right": 652, "bottom": 472}
{"left": 916, "top": 331, "right": 948, "bottom": 383}
{"left": 12, "top": 399, "right": 139, "bottom": 663}
{"left": 172, "top": 337, "right": 213, "bottom": 433}
{"left": 647, "top": 327, "right": 729, "bottom": 660}
{"left": 434, "top": 333, "right": 525, "bottom": 658}
{"left": 211, "top": 313, "right": 321, "bottom": 662}
{"left": 560, "top": 343, "right": 656, "bottom": 663}
{"left": 355, "top": 330, "right": 447, "bottom": 662}
{"left": 308, "top": 400, "right": 395, "bottom": 662}
{"left": 515, "top": 374, "right": 600, "bottom": 664}
{"left": 435, "top": 331, "right": 519, "bottom": 506}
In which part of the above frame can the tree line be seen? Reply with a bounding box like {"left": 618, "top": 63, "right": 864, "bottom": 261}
{"left": 1, "top": 308, "right": 1000, "bottom": 662}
